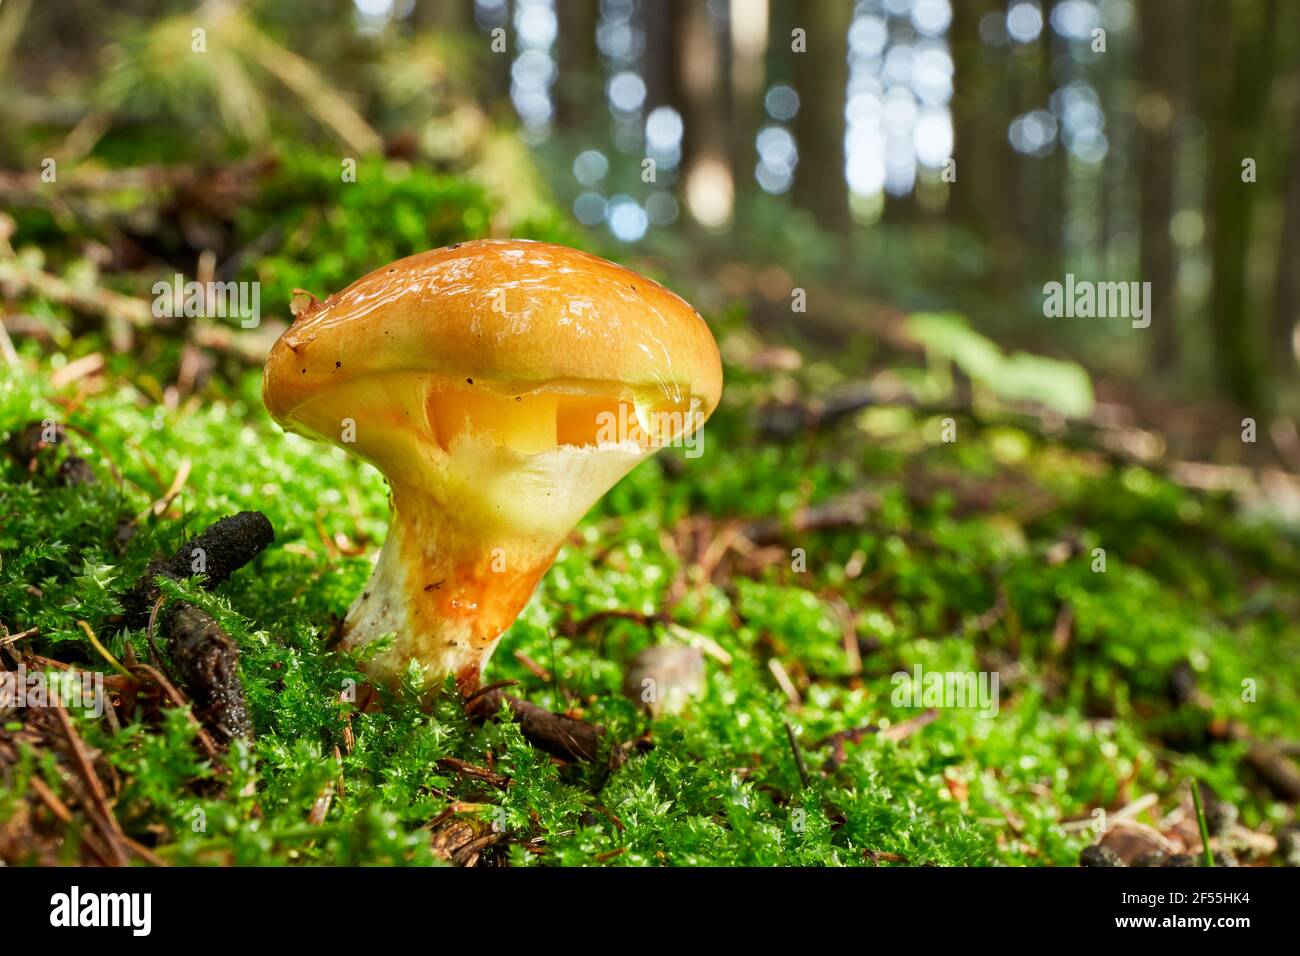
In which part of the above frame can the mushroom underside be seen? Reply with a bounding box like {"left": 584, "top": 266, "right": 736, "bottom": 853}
{"left": 281, "top": 374, "right": 705, "bottom": 693}
{"left": 283, "top": 372, "right": 703, "bottom": 458}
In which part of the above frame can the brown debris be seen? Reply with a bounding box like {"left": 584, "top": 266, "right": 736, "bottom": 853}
{"left": 5, "top": 419, "right": 94, "bottom": 485}
{"left": 0, "top": 701, "right": 147, "bottom": 866}
{"left": 122, "top": 511, "right": 275, "bottom": 628}
{"left": 1245, "top": 742, "right": 1300, "bottom": 802}
{"left": 863, "top": 848, "right": 908, "bottom": 865}
{"left": 164, "top": 602, "right": 253, "bottom": 745}
{"left": 7, "top": 420, "right": 66, "bottom": 473}
{"left": 622, "top": 644, "right": 705, "bottom": 716}
{"left": 819, "top": 708, "right": 939, "bottom": 769}
{"left": 436, "top": 756, "right": 510, "bottom": 790}
{"left": 115, "top": 511, "right": 275, "bottom": 747}
{"left": 467, "top": 688, "right": 605, "bottom": 763}
{"left": 51, "top": 704, "right": 131, "bottom": 866}
{"left": 740, "top": 490, "right": 879, "bottom": 547}
{"left": 429, "top": 814, "right": 503, "bottom": 867}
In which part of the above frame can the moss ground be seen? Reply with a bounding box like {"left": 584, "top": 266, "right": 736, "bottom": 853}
{"left": 2, "top": 162, "right": 1297, "bottom": 867}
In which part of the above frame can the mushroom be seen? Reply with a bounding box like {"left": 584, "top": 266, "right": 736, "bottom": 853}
{"left": 263, "top": 240, "right": 722, "bottom": 694}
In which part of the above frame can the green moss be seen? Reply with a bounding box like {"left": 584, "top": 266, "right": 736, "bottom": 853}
{"left": 2, "top": 163, "right": 1297, "bottom": 867}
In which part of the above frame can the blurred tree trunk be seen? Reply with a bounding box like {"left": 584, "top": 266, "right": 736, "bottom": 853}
{"left": 675, "top": 0, "right": 732, "bottom": 226}
{"left": 716, "top": 2, "right": 736, "bottom": 174}
{"left": 672, "top": 0, "right": 713, "bottom": 185}
{"left": 953, "top": 0, "right": 1023, "bottom": 291}
{"left": 764, "top": 0, "right": 795, "bottom": 86}
{"left": 1140, "top": 0, "right": 1185, "bottom": 371}
{"left": 995, "top": 22, "right": 1027, "bottom": 289}
{"left": 1272, "top": 23, "right": 1300, "bottom": 372}
{"left": 1205, "top": 0, "right": 1278, "bottom": 409}
{"left": 645, "top": 0, "right": 690, "bottom": 196}
{"left": 949, "top": 0, "right": 982, "bottom": 235}
{"left": 728, "top": 0, "right": 769, "bottom": 208}
{"left": 555, "top": 0, "right": 599, "bottom": 130}
{"left": 411, "top": 0, "right": 473, "bottom": 31}
{"left": 1006, "top": 17, "right": 1042, "bottom": 277}
{"left": 793, "top": 0, "right": 851, "bottom": 233}
{"left": 644, "top": 0, "right": 680, "bottom": 112}
{"left": 950, "top": 0, "right": 1011, "bottom": 288}
{"left": 883, "top": 10, "right": 919, "bottom": 226}
{"left": 1274, "top": 95, "right": 1300, "bottom": 371}
{"left": 1033, "top": 0, "right": 1063, "bottom": 279}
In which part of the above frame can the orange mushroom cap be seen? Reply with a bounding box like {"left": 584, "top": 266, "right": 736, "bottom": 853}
{"left": 263, "top": 240, "right": 722, "bottom": 693}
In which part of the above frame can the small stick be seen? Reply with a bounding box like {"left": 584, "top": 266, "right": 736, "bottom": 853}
{"left": 513, "top": 650, "right": 551, "bottom": 682}
{"left": 785, "top": 720, "right": 811, "bottom": 789}
{"left": 145, "top": 595, "right": 166, "bottom": 666}
{"left": 49, "top": 352, "right": 104, "bottom": 388}
{"left": 880, "top": 708, "right": 940, "bottom": 741}
{"left": 0, "top": 317, "right": 18, "bottom": 367}
{"left": 461, "top": 679, "right": 520, "bottom": 707}
{"left": 307, "top": 782, "right": 335, "bottom": 826}
{"left": 768, "top": 658, "right": 802, "bottom": 706}
{"left": 122, "top": 510, "right": 274, "bottom": 627}
{"left": 28, "top": 774, "right": 117, "bottom": 867}
{"left": 143, "top": 458, "right": 192, "bottom": 519}
{"left": 51, "top": 704, "right": 130, "bottom": 866}
{"left": 121, "top": 835, "right": 167, "bottom": 867}
{"left": 467, "top": 688, "right": 604, "bottom": 763}
{"left": 1190, "top": 780, "right": 1215, "bottom": 867}
{"left": 0, "top": 625, "right": 37, "bottom": 647}
{"left": 76, "top": 620, "right": 132, "bottom": 679}
{"left": 164, "top": 602, "right": 253, "bottom": 744}
{"left": 436, "top": 757, "right": 510, "bottom": 790}
{"left": 26, "top": 774, "right": 74, "bottom": 824}
{"left": 128, "top": 663, "right": 222, "bottom": 763}
{"left": 1244, "top": 743, "right": 1300, "bottom": 802}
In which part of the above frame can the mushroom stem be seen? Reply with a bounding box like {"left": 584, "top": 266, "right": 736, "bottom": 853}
{"left": 340, "top": 487, "right": 559, "bottom": 694}
{"left": 338, "top": 435, "right": 644, "bottom": 694}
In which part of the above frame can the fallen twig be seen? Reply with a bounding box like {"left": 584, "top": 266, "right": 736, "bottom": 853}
{"left": 164, "top": 602, "right": 253, "bottom": 745}
{"left": 785, "top": 721, "right": 811, "bottom": 789}
{"left": 0, "top": 625, "right": 38, "bottom": 648}
{"left": 1245, "top": 743, "right": 1300, "bottom": 802}
{"left": 819, "top": 709, "right": 940, "bottom": 769}
{"left": 119, "top": 511, "right": 274, "bottom": 746}
{"left": 757, "top": 384, "right": 878, "bottom": 440}
{"left": 467, "top": 689, "right": 605, "bottom": 763}
{"left": 436, "top": 757, "right": 510, "bottom": 790}
{"left": 122, "top": 510, "right": 275, "bottom": 627}
{"left": 51, "top": 704, "right": 130, "bottom": 866}
{"left": 128, "top": 662, "right": 222, "bottom": 763}
{"left": 740, "top": 490, "right": 879, "bottom": 547}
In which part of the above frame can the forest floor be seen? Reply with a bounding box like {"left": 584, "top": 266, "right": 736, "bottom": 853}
{"left": 2, "top": 161, "right": 1299, "bottom": 867}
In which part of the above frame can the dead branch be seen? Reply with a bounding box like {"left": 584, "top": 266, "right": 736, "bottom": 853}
{"left": 466, "top": 689, "right": 605, "bottom": 763}
{"left": 164, "top": 602, "right": 253, "bottom": 745}
{"left": 740, "top": 490, "right": 879, "bottom": 546}
{"left": 819, "top": 708, "right": 940, "bottom": 769}
{"left": 122, "top": 510, "right": 274, "bottom": 627}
